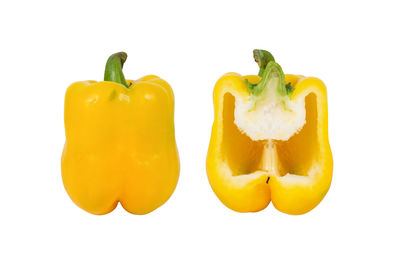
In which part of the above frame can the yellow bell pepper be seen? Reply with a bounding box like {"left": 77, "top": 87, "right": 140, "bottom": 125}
{"left": 206, "top": 50, "right": 333, "bottom": 215}
{"left": 61, "top": 52, "right": 179, "bottom": 215}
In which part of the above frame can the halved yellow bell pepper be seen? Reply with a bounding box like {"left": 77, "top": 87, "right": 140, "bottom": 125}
{"left": 206, "top": 50, "right": 333, "bottom": 215}
{"left": 61, "top": 52, "right": 179, "bottom": 215}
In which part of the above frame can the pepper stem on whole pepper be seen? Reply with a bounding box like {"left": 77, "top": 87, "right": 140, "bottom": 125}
{"left": 104, "top": 52, "right": 130, "bottom": 88}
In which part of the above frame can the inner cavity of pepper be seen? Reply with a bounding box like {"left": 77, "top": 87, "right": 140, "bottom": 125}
{"left": 221, "top": 92, "right": 319, "bottom": 178}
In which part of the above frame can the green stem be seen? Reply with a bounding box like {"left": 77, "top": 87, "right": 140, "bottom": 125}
{"left": 104, "top": 52, "right": 129, "bottom": 88}
{"left": 248, "top": 49, "right": 290, "bottom": 96}
{"left": 253, "top": 49, "right": 275, "bottom": 76}
{"left": 253, "top": 61, "right": 286, "bottom": 96}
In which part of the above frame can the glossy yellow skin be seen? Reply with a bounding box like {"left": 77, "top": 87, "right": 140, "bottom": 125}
{"left": 62, "top": 75, "right": 179, "bottom": 215}
{"left": 206, "top": 73, "right": 333, "bottom": 215}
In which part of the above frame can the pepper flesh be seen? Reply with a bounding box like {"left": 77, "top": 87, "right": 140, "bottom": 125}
{"left": 61, "top": 53, "right": 179, "bottom": 215}
{"left": 206, "top": 50, "right": 333, "bottom": 215}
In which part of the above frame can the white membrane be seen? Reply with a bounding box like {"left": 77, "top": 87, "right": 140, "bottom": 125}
{"left": 234, "top": 96, "right": 306, "bottom": 141}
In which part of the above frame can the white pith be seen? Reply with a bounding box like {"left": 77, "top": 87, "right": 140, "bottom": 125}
{"left": 234, "top": 80, "right": 306, "bottom": 141}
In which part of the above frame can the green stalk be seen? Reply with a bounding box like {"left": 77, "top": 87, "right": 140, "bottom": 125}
{"left": 253, "top": 49, "right": 275, "bottom": 77}
{"left": 248, "top": 49, "right": 292, "bottom": 96}
{"left": 104, "top": 52, "right": 129, "bottom": 88}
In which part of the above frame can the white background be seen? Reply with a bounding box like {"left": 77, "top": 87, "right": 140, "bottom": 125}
{"left": 1, "top": 0, "right": 399, "bottom": 266}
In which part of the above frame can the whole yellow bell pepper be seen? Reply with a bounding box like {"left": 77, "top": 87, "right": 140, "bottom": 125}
{"left": 206, "top": 50, "right": 333, "bottom": 215}
{"left": 61, "top": 52, "right": 179, "bottom": 215}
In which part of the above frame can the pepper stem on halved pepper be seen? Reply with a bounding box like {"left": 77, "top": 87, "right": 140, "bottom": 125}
{"left": 236, "top": 50, "right": 306, "bottom": 141}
